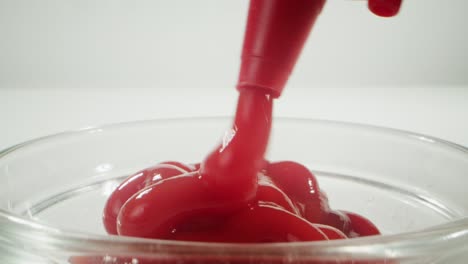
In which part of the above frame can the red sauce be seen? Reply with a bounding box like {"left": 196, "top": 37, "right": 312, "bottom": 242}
{"left": 102, "top": 0, "right": 387, "bottom": 244}
{"left": 104, "top": 87, "right": 380, "bottom": 242}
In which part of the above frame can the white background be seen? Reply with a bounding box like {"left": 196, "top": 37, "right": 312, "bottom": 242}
{"left": 1, "top": 0, "right": 467, "bottom": 150}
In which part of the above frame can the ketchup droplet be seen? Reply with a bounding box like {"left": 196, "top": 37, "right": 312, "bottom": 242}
{"left": 368, "top": 0, "right": 402, "bottom": 17}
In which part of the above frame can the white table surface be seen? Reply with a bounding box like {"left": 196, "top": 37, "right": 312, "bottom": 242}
{"left": 1, "top": 1, "right": 467, "bottom": 152}
{"left": 1, "top": 86, "right": 467, "bottom": 151}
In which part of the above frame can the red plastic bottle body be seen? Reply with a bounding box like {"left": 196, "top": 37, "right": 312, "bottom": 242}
{"left": 237, "top": 0, "right": 326, "bottom": 98}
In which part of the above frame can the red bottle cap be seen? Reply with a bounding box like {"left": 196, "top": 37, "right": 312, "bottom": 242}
{"left": 237, "top": 0, "right": 326, "bottom": 98}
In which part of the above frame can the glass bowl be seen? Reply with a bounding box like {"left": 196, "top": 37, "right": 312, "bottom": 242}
{"left": 1, "top": 117, "right": 468, "bottom": 263}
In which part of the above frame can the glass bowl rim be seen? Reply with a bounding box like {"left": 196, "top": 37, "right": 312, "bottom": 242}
{"left": 1, "top": 117, "right": 468, "bottom": 259}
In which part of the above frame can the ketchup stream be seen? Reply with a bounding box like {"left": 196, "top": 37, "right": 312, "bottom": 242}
{"left": 116, "top": 89, "right": 274, "bottom": 239}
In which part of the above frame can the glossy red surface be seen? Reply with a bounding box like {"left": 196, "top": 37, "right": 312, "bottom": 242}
{"left": 106, "top": 157, "right": 381, "bottom": 242}
{"left": 368, "top": 0, "right": 402, "bottom": 17}
{"left": 103, "top": 162, "right": 191, "bottom": 234}
{"left": 115, "top": 89, "right": 276, "bottom": 239}
{"left": 103, "top": 0, "right": 385, "bottom": 243}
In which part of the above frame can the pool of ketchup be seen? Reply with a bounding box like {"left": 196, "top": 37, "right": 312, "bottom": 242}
{"left": 103, "top": 87, "right": 380, "bottom": 242}
{"left": 75, "top": 0, "right": 402, "bottom": 263}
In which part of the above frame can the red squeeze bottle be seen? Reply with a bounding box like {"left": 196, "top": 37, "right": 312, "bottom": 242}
{"left": 237, "top": 0, "right": 326, "bottom": 98}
